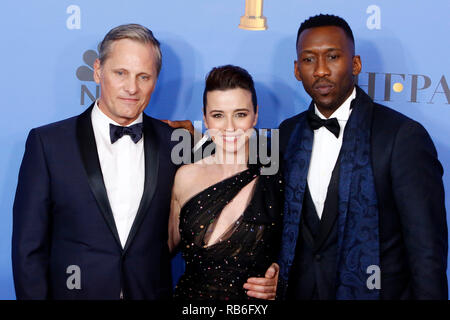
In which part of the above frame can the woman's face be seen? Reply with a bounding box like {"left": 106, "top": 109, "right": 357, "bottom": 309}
{"left": 204, "top": 88, "right": 258, "bottom": 156}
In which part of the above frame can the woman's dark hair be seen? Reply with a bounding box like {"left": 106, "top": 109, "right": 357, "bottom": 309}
{"left": 203, "top": 65, "right": 257, "bottom": 114}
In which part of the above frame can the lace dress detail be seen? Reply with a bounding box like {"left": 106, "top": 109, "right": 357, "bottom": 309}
{"left": 174, "top": 165, "right": 283, "bottom": 300}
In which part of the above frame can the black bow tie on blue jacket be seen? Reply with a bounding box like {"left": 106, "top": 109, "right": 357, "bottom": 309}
{"left": 109, "top": 123, "right": 143, "bottom": 144}
{"left": 307, "top": 112, "right": 341, "bottom": 138}
{"left": 307, "top": 99, "right": 356, "bottom": 138}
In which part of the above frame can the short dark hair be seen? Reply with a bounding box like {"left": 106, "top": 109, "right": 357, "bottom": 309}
{"left": 296, "top": 14, "right": 355, "bottom": 50}
{"left": 99, "top": 24, "right": 162, "bottom": 76}
{"left": 203, "top": 65, "right": 257, "bottom": 114}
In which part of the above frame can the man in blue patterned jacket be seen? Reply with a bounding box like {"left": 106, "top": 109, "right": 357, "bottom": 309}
{"left": 245, "top": 14, "right": 447, "bottom": 300}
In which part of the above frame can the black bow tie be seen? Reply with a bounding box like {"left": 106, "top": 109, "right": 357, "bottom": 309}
{"left": 109, "top": 123, "right": 143, "bottom": 144}
{"left": 307, "top": 111, "right": 340, "bottom": 138}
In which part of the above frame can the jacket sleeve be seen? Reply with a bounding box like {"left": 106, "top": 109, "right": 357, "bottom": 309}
{"left": 390, "top": 120, "right": 448, "bottom": 299}
{"left": 12, "top": 129, "right": 51, "bottom": 299}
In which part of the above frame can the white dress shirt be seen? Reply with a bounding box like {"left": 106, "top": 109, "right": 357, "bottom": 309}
{"left": 307, "top": 88, "right": 356, "bottom": 219}
{"left": 91, "top": 101, "right": 145, "bottom": 247}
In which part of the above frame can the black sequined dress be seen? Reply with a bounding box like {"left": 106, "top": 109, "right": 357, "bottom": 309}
{"left": 174, "top": 165, "right": 283, "bottom": 300}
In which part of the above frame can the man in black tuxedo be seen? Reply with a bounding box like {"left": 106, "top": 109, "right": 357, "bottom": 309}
{"left": 246, "top": 14, "right": 447, "bottom": 299}
{"left": 12, "top": 24, "right": 178, "bottom": 299}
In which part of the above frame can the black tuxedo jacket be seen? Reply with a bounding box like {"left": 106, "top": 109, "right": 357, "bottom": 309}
{"left": 12, "top": 104, "right": 179, "bottom": 299}
{"left": 279, "top": 86, "right": 448, "bottom": 299}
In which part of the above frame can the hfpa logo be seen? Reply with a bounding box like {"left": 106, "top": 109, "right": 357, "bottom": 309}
{"left": 76, "top": 45, "right": 100, "bottom": 105}
{"left": 357, "top": 72, "right": 449, "bottom": 105}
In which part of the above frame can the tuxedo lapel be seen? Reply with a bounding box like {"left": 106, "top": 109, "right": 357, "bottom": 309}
{"left": 123, "top": 114, "right": 160, "bottom": 253}
{"left": 279, "top": 102, "right": 314, "bottom": 283}
{"left": 76, "top": 103, "right": 122, "bottom": 250}
{"left": 334, "top": 87, "right": 381, "bottom": 299}
{"left": 336, "top": 87, "right": 373, "bottom": 263}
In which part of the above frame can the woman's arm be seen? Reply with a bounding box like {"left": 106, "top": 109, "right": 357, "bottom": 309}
{"left": 168, "top": 176, "right": 182, "bottom": 253}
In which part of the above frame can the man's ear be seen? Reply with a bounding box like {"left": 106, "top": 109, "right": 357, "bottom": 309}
{"left": 294, "top": 60, "right": 302, "bottom": 81}
{"left": 93, "top": 59, "right": 102, "bottom": 84}
{"left": 352, "top": 55, "right": 362, "bottom": 76}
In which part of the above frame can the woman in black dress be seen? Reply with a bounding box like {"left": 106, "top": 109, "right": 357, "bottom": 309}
{"left": 168, "top": 65, "right": 283, "bottom": 300}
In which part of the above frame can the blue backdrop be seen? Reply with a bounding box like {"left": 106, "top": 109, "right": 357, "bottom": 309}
{"left": 0, "top": 0, "right": 448, "bottom": 299}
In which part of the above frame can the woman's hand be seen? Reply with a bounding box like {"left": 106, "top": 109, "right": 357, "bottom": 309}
{"left": 243, "top": 263, "right": 279, "bottom": 300}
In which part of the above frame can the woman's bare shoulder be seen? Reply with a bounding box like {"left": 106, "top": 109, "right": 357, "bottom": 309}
{"left": 175, "top": 159, "right": 208, "bottom": 181}
{"left": 173, "top": 157, "right": 215, "bottom": 201}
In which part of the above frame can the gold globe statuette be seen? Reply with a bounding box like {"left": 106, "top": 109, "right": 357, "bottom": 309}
{"left": 239, "top": 0, "right": 268, "bottom": 31}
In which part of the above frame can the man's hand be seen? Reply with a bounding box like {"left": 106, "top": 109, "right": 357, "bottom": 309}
{"left": 161, "top": 119, "right": 194, "bottom": 136}
{"left": 243, "top": 263, "right": 279, "bottom": 300}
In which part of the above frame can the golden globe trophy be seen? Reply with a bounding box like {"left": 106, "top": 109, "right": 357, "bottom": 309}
{"left": 239, "top": 0, "right": 268, "bottom": 31}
